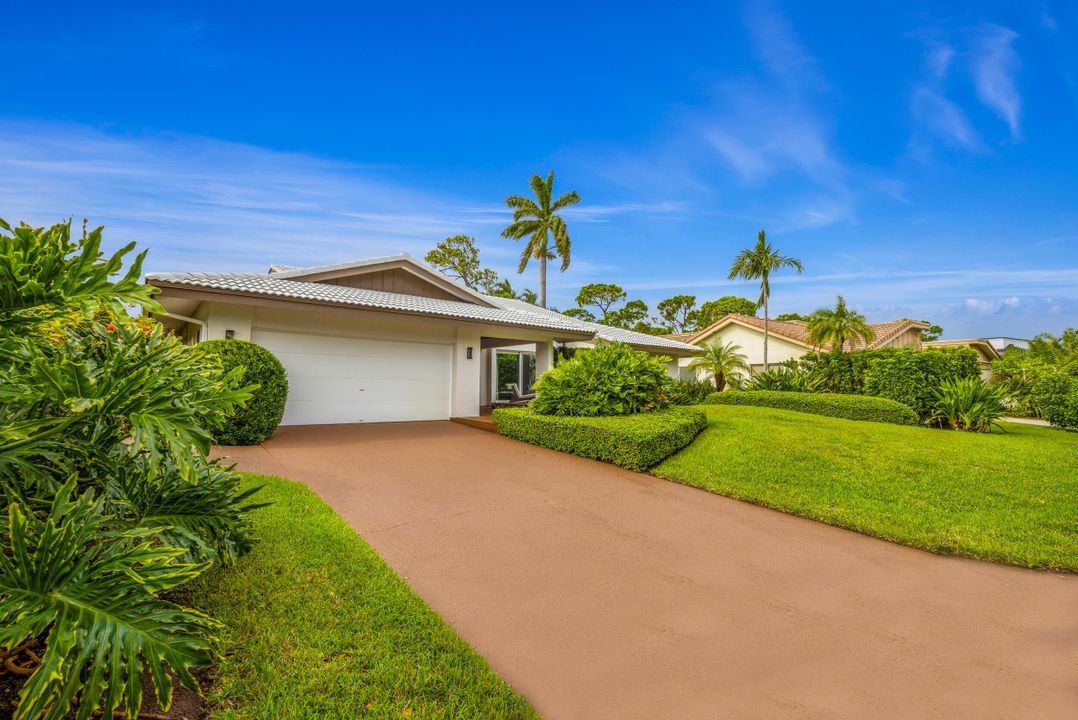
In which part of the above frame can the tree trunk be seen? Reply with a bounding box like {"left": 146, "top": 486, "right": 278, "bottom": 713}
{"left": 715, "top": 371, "right": 725, "bottom": 392}
{"left": 763, "top": 295, "right": 769, "bottom": 372}
{"left": 539, "top": 252, "right": 547, "bottom": 308}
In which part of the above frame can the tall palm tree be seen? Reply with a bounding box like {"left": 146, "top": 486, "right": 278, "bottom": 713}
{"left": 501, "top": 171, "right": 580, "bottom": 307}
{"left": 806, "top": 295, "right": 876, "bottom": 353}
{"left": 728, "top": 230, "right": 804, "bottom": 371}
{"left": 688, "top": 341, "right": 751, "bottom": 391}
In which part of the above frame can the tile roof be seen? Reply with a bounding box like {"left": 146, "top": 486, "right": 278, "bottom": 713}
{"left": 147, "top": 266, "right": 699, "bottom": 355}
{"left": 685, "top": 313, "right": 929, "bottom": 351}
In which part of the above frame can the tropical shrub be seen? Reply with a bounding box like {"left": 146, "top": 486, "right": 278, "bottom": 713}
{"left": 200, "top": 339, "right": 289, "bottom": 444}
{"left": 530, "top": 342, "right": 672, "bottom": 416}
{"left": 1029, "top": 370, "right": 1078, "bottom": 429}
{"left": 685, "top": 340, "right": 750, "bottom": 391}
{"left": 493, "top": 406, "right": 707, "bottom": 470}
{"left": 0, "top": 219, "right": 258, "bottom": 720}
{"left": 748, "top": 366, "right": 821, "bottom": 392}
{"left": 928, "top": 378, "right": 1008, "bottom": 432}
{"left": 860, "top": 348, "right": 980, "bottom": 421}
{"left": 667, "top": 378, "right": 715, "bottom": 405}
{"left": 705, "top": 389, "right": 919, "bottom": 426}
{"left": 992, "top": 340, "right": 1078, "bottom": 428}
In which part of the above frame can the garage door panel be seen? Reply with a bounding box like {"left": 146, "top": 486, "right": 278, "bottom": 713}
{"left": 250, "top": 328, "right": 452, "bottom": 424}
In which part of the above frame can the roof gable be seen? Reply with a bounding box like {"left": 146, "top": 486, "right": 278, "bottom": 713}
{"left": 685, "top": 313, "right": 929, "bottom": 351}
{"left": 270, "top": 254, "right": 495, "bottom": 307}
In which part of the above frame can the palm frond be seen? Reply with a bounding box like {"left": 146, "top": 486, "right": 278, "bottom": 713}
{"left": 551, "top": 190, "right": 581, "bottom": 211}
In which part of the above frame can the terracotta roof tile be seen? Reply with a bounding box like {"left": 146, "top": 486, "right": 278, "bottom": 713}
{"left": 687, "top": 313, "right": 928, "bottom": 351}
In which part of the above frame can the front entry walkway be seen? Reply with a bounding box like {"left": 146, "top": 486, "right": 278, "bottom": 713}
{"left": 219, "top": 422, "right": 1077, "bottom": 719}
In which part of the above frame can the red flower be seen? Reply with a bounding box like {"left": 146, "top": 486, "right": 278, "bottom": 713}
{"left": 143, "top": 326, "right": 151, "bottom": 332}
{"left": 105, "top": 324, "right": 116, "bottom": 332}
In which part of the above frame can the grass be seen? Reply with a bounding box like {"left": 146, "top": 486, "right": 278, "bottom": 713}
{"left": 653, "top": 405, "right": 1078, "bottom": 571}
{"left": 186, "top": 473, "right": 538, "bottom": 720}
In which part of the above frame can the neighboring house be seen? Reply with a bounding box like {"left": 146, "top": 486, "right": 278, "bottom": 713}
{"left": 986, "top": 336, "right": 1030, "bottom": 353}
{"left": 147, "top": 254, "right": 696, "bottom": 425}
{"left": 923, "top": 339, "right": 1001, "bottom": 381}
{"left": 670, "top": 313, "right": 930, "bottom": 380}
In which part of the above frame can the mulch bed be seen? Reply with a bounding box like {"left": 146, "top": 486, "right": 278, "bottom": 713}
{"left": 0, "top": 641, "right": 211, "bottom": 720}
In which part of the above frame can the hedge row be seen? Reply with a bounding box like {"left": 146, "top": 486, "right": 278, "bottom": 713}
{"left": 705, "top": 390, "right": 920, "bottom": 426}
{"left": 492, "top": 406, "right": 708, "bottom": 471}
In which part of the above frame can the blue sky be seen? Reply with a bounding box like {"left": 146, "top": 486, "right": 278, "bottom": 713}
{"left": 2, "top": 0, "right": 1076, "bottom": 338}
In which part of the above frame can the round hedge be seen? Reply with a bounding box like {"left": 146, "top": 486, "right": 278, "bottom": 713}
{"left": 200, "top": 339, "right": 288, "bottom": 445}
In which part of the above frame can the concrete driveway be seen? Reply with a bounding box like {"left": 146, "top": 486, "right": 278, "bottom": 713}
{"left": 220, "top": 421, "right": 1077, "bottom": 719}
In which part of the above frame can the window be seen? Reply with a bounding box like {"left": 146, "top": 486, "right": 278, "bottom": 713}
{"left": 495, "top": 350, "right": 537, "bottom": 401}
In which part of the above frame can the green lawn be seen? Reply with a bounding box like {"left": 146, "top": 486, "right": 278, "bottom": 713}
{"left": 186, "top": 474, "right": 538, "bottom": 720}
{"left": 653, "top": 406, "right": 1078, "bottom": 571}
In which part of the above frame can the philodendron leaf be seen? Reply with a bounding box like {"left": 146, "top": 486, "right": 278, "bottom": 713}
{"left": 0, "top": 480, "right": 219, "bottom": 720}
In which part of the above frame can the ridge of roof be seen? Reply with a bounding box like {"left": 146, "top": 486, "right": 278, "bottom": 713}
{"left": 146, "top": 269, "right": 699, "bottom": 354}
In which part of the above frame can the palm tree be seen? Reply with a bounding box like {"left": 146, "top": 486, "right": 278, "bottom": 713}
{"left": 806, "top": 295, "right": 876, "bottom": 352}
{"left": 501, "top": 171, "right": 581, "bottom": 307}
{"left": 728, "top": 229, "right": 804, "bottom": 371}
{"left": 687, "top": 341, "right": 751, "bottom": 391}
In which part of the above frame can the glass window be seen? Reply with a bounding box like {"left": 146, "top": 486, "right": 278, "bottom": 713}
{"left": 495, "top": 350, "right": 537, "bottom": 400}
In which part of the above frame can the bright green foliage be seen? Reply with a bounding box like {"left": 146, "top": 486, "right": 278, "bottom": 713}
{"left": 706, "top": 389, "right": 919, "bottom": 425}
{"left": 774, "top": 312, "right": 810, "bottom": 321}
{"left": 423, "top": 235, "right": 500, "bottom": 291}
{"left": 575, "top": 283, "right": 627, "bottom": 321}
{"left": 655, "top": 294, "right": 696, "bottom": 334}
{"left": 0, "top": 219, "right": 258, "bottom": 720}
{"left": 693, "top": 296, "right": 758, "bottom": 328}
{"left": 530, "top": 343, "right": 673, "bottom": 416}
{"left": 748, "top": 367, "right": 822, "bottom": 392}
{"left": 991, "top": 334, "right": 1078, "bottom": 428}
{"left": 0, "top": 219, "right": 161, "bottom": 331}
{"left": 928, "top": 378, "right": 1008, "bottom": 432}
{"left": 728, "top": 229, "right": 804, "bottom": 370}
{"left": 493, "top": 406, "right": 707, "bottom": 471}
{"left": 655, "top": 406, "right": 1078, "bottom": 570}
{"left": 862, "top": 348, "right": 980, "bottom": 421}
{"left": 501, "top": 170, "right": 580, "bottom": 308}
{"left": 199, "top": 339, "right": 288, "bottom": 445}
{"left": 186, "top": 474, "right": 539, "bottom": 719}
{"left": 805, "top": 295, "right": 875, "bottom": 351}
{"left": 667, "top": 379, "right": 715, "bottom": 405}
{"left": 687, "top": 340, "right": 750, "bottom": 391}
{"left": 795, "top": 351, "right": 874, "bottom": 393}
{"left": 0, "top": 481, "right": 219, "bottom": 720}
{"left": 918, "top": 321, "right": 944, "bottom": 342}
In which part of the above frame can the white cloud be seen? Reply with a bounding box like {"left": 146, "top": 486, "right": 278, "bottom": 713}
{"left": 0, "top": 120, "right": 680, "bottom": 276}
{"left": 909, "top": 40, "right": 982, "bottom": 153}
{"left": 970, "top": 24, "right": 1022, "bottom": 140}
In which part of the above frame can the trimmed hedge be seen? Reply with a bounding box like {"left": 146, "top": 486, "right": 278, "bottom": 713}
{"left": 705, "top": 390, "right": 919, "bottom": 426}
{"left": 199, "top": 339, "right": 289, "bottom": 444}
{"left": 492, "top": 406, "right": 707, "bottom": 471}
{"left": 861, "top": 348, "right": 979, "bottom": 421}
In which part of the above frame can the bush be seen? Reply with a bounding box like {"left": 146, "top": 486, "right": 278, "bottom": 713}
{"left": 492, "top": 406, "right": 707, "bottom": 471}
{"left": 928, "top": 377, "right": 1008, "bottom": 432}
{"left": 1029, "top": 370, "right": 1078, "bottom": 429}
{"left": 0, "top": 219, "right": 259, "bottom": 719}
{"left": 748, "top": 366, "right": 821, "bottom": 392}
{"left": 861, "top": 348, "right": 979, "bottom": 421}
{"left": 200, "top": 338, "right": 288, "bottom": 444}
{"left": 531, "top": 342, "right": 672, "bottom": 416}
{"left": 799, "top": 348, "right": 980, "bottom": 412}
{"left": 705, "top": 390, "right": 919, "bottom": 426}
{"left": 668, "top": 378, "right": 714, "bottom": 405}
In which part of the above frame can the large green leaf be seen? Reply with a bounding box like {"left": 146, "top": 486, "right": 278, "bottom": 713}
{"left": 0, "top": 480, "right": 219, "bottom": 720}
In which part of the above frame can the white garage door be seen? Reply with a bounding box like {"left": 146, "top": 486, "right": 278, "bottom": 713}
{"left": 250, "top": 329, "right": 453, "bottom": 425}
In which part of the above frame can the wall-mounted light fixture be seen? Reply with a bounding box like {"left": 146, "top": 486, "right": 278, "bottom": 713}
{"left": 224, "top": 329, "right": 235, "bottom": 339}
{"left": 466, "top": 346, "right": 474, "bottom": 359}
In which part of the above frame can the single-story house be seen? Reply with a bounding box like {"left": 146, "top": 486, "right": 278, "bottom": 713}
{"left": 923, "top": 339, "right": 1001, "bottom": 381}
{"left": 147, "top": 254, "right": 697, "bottom": 425}
{"left": 670, "top": 313, "right": 930, "bottom": 380}
{"left": 985, "top": 336, "right": 1030, "bottom": 353}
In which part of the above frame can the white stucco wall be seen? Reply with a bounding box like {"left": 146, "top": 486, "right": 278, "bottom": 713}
{"left": 678, "top": 322, "right": 810, "bottom": 381}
